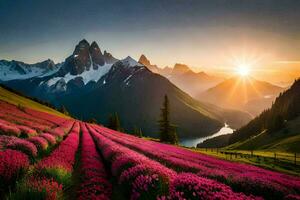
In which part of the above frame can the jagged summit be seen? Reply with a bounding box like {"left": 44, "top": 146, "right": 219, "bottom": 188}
{"left": 172, "top": 63, "right": 191, "bottom": 75}
{"left": 103, "top": 50, "right": 118, "bottom": 64}
{"left": 61, "top": 39, "right": 117, "bottom": 76}
{"left": 139, "top": 54, "right": 151, "bottom": 66}
{"left": 121, "top": 56, "right": 143, "bottom": 67}
{"left": 138, "top": 54, "right": 159, "bottom": 73}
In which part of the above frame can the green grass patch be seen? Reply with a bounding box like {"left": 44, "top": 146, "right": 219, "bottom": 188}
{"left": 0, "top": 86, "right": 68, "bottom": 118}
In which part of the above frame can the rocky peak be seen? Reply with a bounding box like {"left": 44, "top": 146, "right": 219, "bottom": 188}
{"left": 73, "top": 39, "right": 90, "bottom": 54}
{"left": 138, "top": 54, "right": 151, "bottom": 66}
{"left": 89, "top": 41, "right": 105, "bottom": 67}
{"left": 103, "top": 50, "right": 118, "bottom": 64}
{"left": 61, "top": 39, "right": 113, "bottom": 75}
{"left": 121, "top": 56, "right": 143, "bottom": 67}
{"left": 138, "top": 54, "right": 160, "bottom": 73}
{"left": 172, "top": 63, "right": 191, "bottom": 75}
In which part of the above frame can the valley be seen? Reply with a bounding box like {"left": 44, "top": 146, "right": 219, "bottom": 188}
{"left": 1, "top": 1, "right": 300, "bottom": 199}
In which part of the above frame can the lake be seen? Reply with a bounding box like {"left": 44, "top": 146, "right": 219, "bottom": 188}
{"left": 180, "top": 123, "right": 234, "bottom": 147}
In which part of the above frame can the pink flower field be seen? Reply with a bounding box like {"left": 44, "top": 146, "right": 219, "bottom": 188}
{"left": 0, "top": 100, "right": 300, "bottom": 200}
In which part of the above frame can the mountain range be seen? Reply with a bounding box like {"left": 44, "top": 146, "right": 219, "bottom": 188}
{"left": 138, "top": 54, "right": 285, "bottom": 117}
{"left": 0, "top": 39, "right": 252, "bottom": 139}
{"left": 139, "top": 55, "right": 223, "bottom": 97}
{"left": 0, "top": 59, "right": 60, "bottom": 81}
{"left": 197, "top": 76, "right": 284, "bottom": 116}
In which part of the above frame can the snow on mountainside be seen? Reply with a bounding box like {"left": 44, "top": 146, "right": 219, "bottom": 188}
{"left": 44, "top": 43, "right": 147, "bottom": 88}
{"left": 50, "top": 56, "right": 142, "bottom": 84}
{"left": 45, "top": 55, "right": 144, "bottom": 88}
{"left": 121, "top": 56, "right": 143, "bottom": 67}
{"left": 0, "top": 59, "right": 60, "bottom": 81}
{"left": 46, "top": 63, "right": 113, "bottom": 86}
{"left": 1, "top": 40, "right": 146, "bottom": 94}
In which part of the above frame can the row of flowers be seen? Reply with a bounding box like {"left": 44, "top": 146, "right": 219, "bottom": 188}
{"left": 77, "top": 123, "right": 112, "bottom": 199}
{"left": 0, "top": 101, "right": 56, "bottom": 131}
{"left": 0, "top": 149, "right": 30, "bottom": 191}
{"left": 0, "top": 100, "right": 68, "bottom": 127}
{"left": 0, "top": 102, "right": 74, "bottom": 138}
{"left": 34, "top": 122, "right": 80, "bottom": 182}
{"left": 10, "top": 122, "right": 80, "bottom": 199}
{"left": 93, "top": 125, "right": 300, "bottom": 200}
{"left": 88, "top": 124, "right": 256, "bottom": 200}
{"left": 48, "top": 120, "right": 75, "bottom": 138}
{"left": 0, "top": 120, "right": 75, "bottom": 158}
{"left": 23, "top": 105, "right": 67, "bottom": 126}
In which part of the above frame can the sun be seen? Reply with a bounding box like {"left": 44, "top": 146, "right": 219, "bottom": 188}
{"left": 236, "top": 65, "right": 250, "bottom": 76}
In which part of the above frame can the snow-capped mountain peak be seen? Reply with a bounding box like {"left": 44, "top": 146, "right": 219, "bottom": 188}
{"left": 121, "top": 56, "right": 143, "bottom": 67}
{"left": 0, "top": 59, "right": 60, "bottom": 81}
{"left": 46, "top": 63, "right": 113, "bottom": 87}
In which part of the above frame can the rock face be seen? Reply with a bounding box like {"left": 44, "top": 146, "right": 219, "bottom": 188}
{"left": 60, "top": 39, "right": 113, "bottom": 75}
{"left": 139, "top": 54, "right": 151, "bottom": 66}
{"left": 103, "top": 50, "right": 118, "bottom": 64}
{"left": 59, "top": 39, "right": 116, "bottom": 76}
{"left": 89, "top": 41, "right": 105, "bottom": 67}
{"left": 172, "top": 63, "right": 190, "bottom": 75}
{"left": 138, "top": 54, "right": 160, "bottom": 73}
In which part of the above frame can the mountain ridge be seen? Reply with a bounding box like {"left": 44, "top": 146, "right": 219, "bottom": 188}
{"left": 1, "top": 40, "right": 252, "bottom": 138}
{"left": 198, "top": 76, "right": 284, "bottom": 116}
{"left": 138, "top": 54, "right": 223, "bottom": 97}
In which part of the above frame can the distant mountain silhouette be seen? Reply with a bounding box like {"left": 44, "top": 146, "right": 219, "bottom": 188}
{"left": 138, "top": 54, "right": 223, "bottom": 97}
{"left": 198, "top": 76, "right": 284, "bottom": 116}
{"left": 198, "top": 79, "right": 300, "bottom": 152}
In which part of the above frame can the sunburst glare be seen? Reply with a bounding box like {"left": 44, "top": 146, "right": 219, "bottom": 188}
{"left": 236, "top": 65, "right": 250, "bottom": 76}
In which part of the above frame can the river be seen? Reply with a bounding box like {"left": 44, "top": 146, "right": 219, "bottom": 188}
{"left": 180, "top": 123, "right": 234, "bottom": 147}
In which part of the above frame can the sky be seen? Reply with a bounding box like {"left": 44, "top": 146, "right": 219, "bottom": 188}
{"left": 0, "top": 0, "right": 299, "bottom": 84}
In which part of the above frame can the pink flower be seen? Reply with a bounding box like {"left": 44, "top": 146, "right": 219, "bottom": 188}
{"left": 0, "top": 119, "right": 21, "bottom": 137}
{"left": 27, "top": 136, "right": 49, "bottom": 151}
{"left": 170, "top": 173, "right": 260, "bottom": 200}
{"left": 7, "top": 139, "right": 38, "bottom": 157}
{"left": 17, "top": 177, "right": 63, "bottom": 200}
{"left": 35, "top": 122, "right": 80, "bottom": 184}
{"left": 40, "top": 133, "right": 57, "bottom": 145}
{"left": 0, "top": 149, "right": 29, "bottom": 185}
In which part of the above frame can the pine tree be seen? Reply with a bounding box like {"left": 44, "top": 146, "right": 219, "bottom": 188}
{"left": 133, "top": 126, "right": 143, "bottom": 137}
{"left": 138, "top": 128, "right": 143, "bottom": 138}
{"left": 158, "top": 95, "right": 178, "bottom": 144}
{"left": 108, "top": 112, "right": 122, "bottom": 131}
{"left": 60, "top": 105, "right": 69, "bottom": 116}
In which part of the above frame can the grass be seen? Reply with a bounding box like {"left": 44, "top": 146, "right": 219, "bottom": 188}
{"left": 192, "top": 148, "right": 300, "bottom": 176}
{"left": 227, "top": 117, "right": 300, "bottom": 153}
{"left": 0, "top": 87, "right": 68, "bottom": 118}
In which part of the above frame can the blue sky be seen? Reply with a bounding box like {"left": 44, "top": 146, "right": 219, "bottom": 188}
{"left": 0, "top": 0, "right": 299, "bottom": 73}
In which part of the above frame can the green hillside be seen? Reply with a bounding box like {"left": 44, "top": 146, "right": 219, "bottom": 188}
{"left": 227, "top": 78, "right": 300, "bottom": 152}
{"left": 198, "top": 79, "right": 300, "bottom": 153}
{"left": 0, "top": 86, "right": 68, "bottom": 118}
{"left": 227, "top": 116, "right": 300, "bottom": 153}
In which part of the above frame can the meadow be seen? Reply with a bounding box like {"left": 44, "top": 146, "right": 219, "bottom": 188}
{"left": 0, "top": 99, "right": 300, "bottom": 199}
